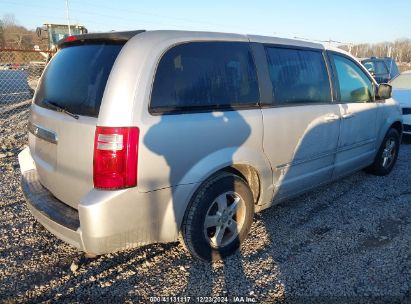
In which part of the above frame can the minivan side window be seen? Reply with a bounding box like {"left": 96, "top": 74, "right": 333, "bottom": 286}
{"left": 150, "top": 42, "right": 259, "bottom": 112}
{"left": 332, "top": 54, "right": 374, "bottom": 103}
{"left": 265, "top": 47, "right": 331, "bottom": 105}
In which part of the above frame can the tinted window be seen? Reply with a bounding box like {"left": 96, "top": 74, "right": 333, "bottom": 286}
{"left": 34, "top": 43, "right": 123, "bottom": 117}
{"left": 374, "top": 61, "right": 388, "bottom": 74}
{"left": 384, "top": 59, "right": 400, "bottom": 77}
{"left": 363, "top": 62, "right": 373, "bottom": 71}
{"left": 150, "top": 42, "right": 259, "bottom": 111}
{"left": 265, "top": 47, "right": 331, "bottom": 105}
{"left": 362, "top": 60, "right": 388, "bottom": 74}
{"left": 332, "top": 55, "right": 373, "bottom": 103}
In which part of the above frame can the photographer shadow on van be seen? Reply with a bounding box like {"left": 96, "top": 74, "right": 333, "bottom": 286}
{"left": 142, "top": 40, "right": 265, "bottom": 296}
{"left": 142, "top": 109, "right": 255, "bottom": 249}
{"left": 144, "top": 107, "right": 255, "bottom": 294}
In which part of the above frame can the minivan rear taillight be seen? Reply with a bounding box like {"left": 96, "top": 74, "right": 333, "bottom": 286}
{"left": 93, "top": 127, "right": 139, "bottom": 189}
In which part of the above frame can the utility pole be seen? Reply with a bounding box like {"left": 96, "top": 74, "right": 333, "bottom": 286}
{"left": 387, "top": 45, "right": 392, "bottom": 58}
{"left": 65, "top": 0, "right": 71, "bottom": 35}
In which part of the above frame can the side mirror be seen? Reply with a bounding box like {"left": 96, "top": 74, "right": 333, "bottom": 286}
{"left": 377, "top": 83, "right": 392, "bottom": 100}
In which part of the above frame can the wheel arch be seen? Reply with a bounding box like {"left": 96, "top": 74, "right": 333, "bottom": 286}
{"left": 390, "top": 120, "right": 403, "bottom": 137}
{"left": 158, "top": 146, "right": 274, "bottom": 241}
{"left": 221, "top": 164, "right": 261, "bottom": 205}
{"left": 180, "top": 163, "right": 264, "bottom": 227}
{"left": 376, "top": 119, "right": 403, "bottom": 153}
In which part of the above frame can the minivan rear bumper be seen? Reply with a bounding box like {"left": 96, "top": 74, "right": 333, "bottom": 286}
{"left": 19, "top": 147, "right": 193, "bottom": 255}
{"left": 21, "top": 169, "right": 84, "bottom": 250}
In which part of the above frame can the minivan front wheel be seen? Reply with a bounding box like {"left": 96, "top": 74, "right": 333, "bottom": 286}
{"left": 365, "top": 128, "right": 400, "bottom": 176}
{"left": 181, "top": 172, "right": 254, "bottom": 261}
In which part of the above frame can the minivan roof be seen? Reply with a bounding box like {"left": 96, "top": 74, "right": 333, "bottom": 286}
{"left": 57, "top": 29, "right": 340, "bottom": 51}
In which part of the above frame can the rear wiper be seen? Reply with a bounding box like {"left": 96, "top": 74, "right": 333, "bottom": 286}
{"left": 43, "top": 100, "right": 79, "bottom": 120}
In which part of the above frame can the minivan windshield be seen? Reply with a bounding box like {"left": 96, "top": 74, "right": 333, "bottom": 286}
{"left": 34, "top": 43, "right": 123, "bottom": 117}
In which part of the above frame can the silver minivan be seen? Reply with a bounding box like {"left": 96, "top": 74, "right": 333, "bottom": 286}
{"left": 18, "top": 30, "right": 403, "bottom": 261}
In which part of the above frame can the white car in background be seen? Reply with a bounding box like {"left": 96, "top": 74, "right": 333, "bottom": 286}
{"left": 391, "top": 71, "right": 411, "bottom": 135}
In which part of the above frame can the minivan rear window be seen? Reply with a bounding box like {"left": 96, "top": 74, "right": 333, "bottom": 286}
{"left": 34, "top": 43, "right": 123, "bottom": 117}
{"left": 150, "top": 42, "right": 259, "bottom": 113}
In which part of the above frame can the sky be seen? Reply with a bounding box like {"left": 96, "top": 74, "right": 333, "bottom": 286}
{"left": 1, "top": 0, "right": 411, "bottom": 44}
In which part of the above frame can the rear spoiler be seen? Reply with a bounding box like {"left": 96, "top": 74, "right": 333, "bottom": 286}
{"left": 57, "top": 30, "right": 145, "bottom": 48}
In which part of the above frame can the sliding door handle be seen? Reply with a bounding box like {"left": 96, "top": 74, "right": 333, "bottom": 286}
{"left": 324, "top": 113, "right": 340, "bottom": 122}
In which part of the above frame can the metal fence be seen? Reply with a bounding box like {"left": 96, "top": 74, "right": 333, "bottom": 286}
{"left": 0, "top": 49, "right": 53, "bottom": 155}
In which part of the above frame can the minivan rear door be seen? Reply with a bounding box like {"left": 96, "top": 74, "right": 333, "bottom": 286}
{"left": 29, "top": 41, "right": 125, "bottom": 209}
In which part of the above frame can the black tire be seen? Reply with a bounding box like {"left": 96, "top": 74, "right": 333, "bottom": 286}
{"left": 365, "top": 128, "right": 400, "bottom": 176}
{"left": 181, "top": 172, "right": 254, "bottom": 261}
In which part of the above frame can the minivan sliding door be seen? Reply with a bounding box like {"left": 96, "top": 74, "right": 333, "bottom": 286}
{"left": 259, "top": 45, "right": 341, "bottom": 200}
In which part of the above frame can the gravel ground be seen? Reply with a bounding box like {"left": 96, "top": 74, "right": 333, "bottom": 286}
{"left": 0, "top": 107, "right": 410, "bottom": 303}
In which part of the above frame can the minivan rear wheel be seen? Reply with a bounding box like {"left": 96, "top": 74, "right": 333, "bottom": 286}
{"left": 181, "top": 172, "right": 254, "bottom": 261}
{"left": 365, "top": 128, "right": 400, "bottom": 176}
